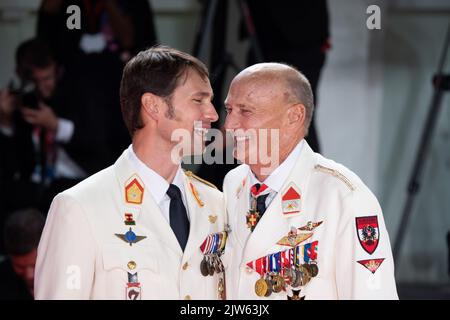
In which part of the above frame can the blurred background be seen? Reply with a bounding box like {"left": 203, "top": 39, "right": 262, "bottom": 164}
{"left": 0, "top": 0, "right": 449, "bottom": 299}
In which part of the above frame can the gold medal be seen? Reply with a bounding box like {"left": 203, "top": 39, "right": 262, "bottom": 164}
{"left": 255, "top": 277, "right": 268, "bottom": 297}
{"left": 264, "top": 275, "right": 272, "bottom": 297}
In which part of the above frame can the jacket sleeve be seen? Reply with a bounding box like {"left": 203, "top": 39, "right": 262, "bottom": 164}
{"left": 35, "top": 193, "right": 96, "bottom": 299}
{"left": 335, "top": 186, "right": 399, "bottom": 299}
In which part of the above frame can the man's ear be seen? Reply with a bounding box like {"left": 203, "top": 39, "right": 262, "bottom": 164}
{"left": 141, "top": 92, "right": 160, "bottom": 121}
{"left": 288, "top": 103, "right": 306, "bottom": 126}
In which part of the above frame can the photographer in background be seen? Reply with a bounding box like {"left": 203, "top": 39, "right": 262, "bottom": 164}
{"left": 0, "top": 39, "right": 102, "bottom": 252}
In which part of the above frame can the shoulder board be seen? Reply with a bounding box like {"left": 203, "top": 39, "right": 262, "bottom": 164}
{"left": 314, "top": 164, "right": 355, "bottom": 191}
{"left": 184, "top": 170, "right": 218, "bottom": 190}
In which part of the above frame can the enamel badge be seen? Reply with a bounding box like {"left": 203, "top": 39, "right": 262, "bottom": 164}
{"left": 357, "top": 258, "right": 385, "bottom": 274}
{"left": 281, "top": 183, "right": 301, "bottom": 216}
{"left": 277, "top": 227, "right": 313, "bottom": 247}
{"left": 124, "top": 213, "right": 136, "bottom": 225}
{"left": 115, "top": 227, "right": 146, "bottom": 246}
{"left": 298, "top": 221, "right": 323, "bottom": 232}
{"left": 355, "top": 216, "right": 380, "bottom": 254}
{"left": 125, "top": 176, "right": 144, "bottom": 205}
{"left": 126, "top": 272, "right": 141, "bottom": 300}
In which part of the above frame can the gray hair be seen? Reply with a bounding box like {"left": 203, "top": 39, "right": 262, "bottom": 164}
{"left": 283, "top": 67, "right": 315, "bottom": 135}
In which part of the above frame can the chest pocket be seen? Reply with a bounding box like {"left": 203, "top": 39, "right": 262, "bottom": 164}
{"left": 102, "top": 243, "right": 159, "bottom": 274}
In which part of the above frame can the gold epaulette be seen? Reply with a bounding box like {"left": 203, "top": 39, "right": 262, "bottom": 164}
{"left": 184, "top": 170, "right": 218, "bottom": 190}
{"left": 314, "top": 164, "right": 355, "bottom": 191}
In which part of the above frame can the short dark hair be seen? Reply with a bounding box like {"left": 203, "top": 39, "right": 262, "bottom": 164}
{"left": 15, "top": 38, "right": 55, "bottom": 81}
{"left": 120, "top": 45, "right": 209, "bottom": 137}
{"left": 4, "top": 208, "right": 45, "bottom": 256}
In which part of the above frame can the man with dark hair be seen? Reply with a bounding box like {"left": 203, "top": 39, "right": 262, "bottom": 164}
{"left": 222, "top": 63, "right": 398, "bottom": 299}
{"left": 0, "top": 208, "right": 45, "bottom": 299}
{"left": 35, "top": 46, "right": 227, "bottom": 300}
{"left": 0, "top": 38, "right": 100, "bottom": 251}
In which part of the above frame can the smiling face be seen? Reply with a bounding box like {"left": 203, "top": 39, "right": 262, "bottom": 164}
{"left": 224, "top": 73, "right": 305, "bottom": 169}
{"left": 155, "top": 68, "right": 218, "bottom": 158}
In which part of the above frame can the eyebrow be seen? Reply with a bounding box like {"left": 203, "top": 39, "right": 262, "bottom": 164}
{"left": 234, "top": 103, "right": 255, "bottom": 110}
{"left": 192, "top": 92, "right": 214, "bottom": 100}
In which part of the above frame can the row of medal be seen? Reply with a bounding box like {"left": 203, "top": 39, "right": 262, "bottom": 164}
{"left": 199, "top": 231, "right": 227, "bottom": 277}
{"left": 247, "top": 241, "right": 319, "bottom": 297}
{"left": 199, "top": 231, "right": 228, "bottom": 299}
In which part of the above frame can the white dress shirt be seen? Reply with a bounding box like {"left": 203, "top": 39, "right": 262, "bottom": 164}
{"left": 126, "top": 144, "right": 190, "bottom": 224}
{"left": 248, "top": 139, "right": 304, "bottom": 207}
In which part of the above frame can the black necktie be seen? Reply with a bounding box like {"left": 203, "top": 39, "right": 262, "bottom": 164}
{"left": 257, "top": 193, "right": 270, "bottom": 216}
{"left": 167, "top": 184, "right": 190, "bottom": 251}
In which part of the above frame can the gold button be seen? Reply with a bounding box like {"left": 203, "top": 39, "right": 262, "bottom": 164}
{"left": 184, "top": 295, "right": 191, "bottom": 300}
{"left": 127, "top": 261, "right": 136, "bottom": 270}
{"left": 182, "top": 262, "right": 189, "bottom": 270}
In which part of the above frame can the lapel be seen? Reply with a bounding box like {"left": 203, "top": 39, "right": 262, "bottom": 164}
{"left": 242, "top": 141, "right": 318, "bottom": 263}
{"left": 234, "top": 172, "right": 252, "bottom": 249}
{"left": 181, "top": 172, "right": 212, "bottom": 264}
{"left": 114, "top": 150, "right": 183, "bottom": 257}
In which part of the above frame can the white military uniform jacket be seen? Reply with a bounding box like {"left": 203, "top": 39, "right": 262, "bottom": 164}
{"left": 223, "top": 140, "right": 398, "bottom": 300}
{"left": 35, "top": 148, "right": 226, "bottom": 300}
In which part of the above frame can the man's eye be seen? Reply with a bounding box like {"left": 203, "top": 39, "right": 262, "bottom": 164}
{"left": 241, "top": 109, "right": 251, "bottom": 115}
{"left": 193, "top": 99, "right": 202, "bottom": 103}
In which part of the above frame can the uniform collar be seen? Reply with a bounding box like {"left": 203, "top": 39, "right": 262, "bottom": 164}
{"left": 126, "top": 145, "right": 184, "bottom": 205}
{"left": 249, "top": 139, "right": 304, "bottom": 193}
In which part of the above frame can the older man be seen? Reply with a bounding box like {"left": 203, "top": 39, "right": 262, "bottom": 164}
{"left": 222, "top": 63, "right": 398, "bottom": 300}
{"left": 35, "top": 46, "right": 227, "bottom": 300}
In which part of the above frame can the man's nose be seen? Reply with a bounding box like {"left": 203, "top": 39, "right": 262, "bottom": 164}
{"left": 224, "top": 112, "right": 240, "bottom": 130}
{"left": 204, "top": 102, "right": 219, "bottom": 123}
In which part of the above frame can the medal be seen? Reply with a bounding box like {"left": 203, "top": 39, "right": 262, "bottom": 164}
{"left": 264, "top": 274, "right": 272, "bottom": 297}
{"left": 246, "top": 211, "right": 260, "bottom": 231}
{"left": 288, "top": 289, "right": 305, "bottom": 300}
{"left": 272, "top": 274, "right": 285, "bottom": 293}
{"left": 292, "top": 269, "right": 302, "bottom": 287}
{"left": 305, "top": 262, "right": 319, "bottom": 278}
{"left": 199, "top": 232, "right": 228, "bottom": 277}
{"left": 297, "top": 264, "right": 311, "bottom": 286}
{"left": 207, "top": 256, "right": 215, "bottom": 276}
{"left": 255, "top": 277, "right": 268, "bottom": 297}
{"left": 200, "top": 256, "right": 209, "bottom": 276}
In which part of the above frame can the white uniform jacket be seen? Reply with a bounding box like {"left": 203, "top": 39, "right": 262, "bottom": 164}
{"left": 223, "top": 141, "right": 398, "bottom": 300}
{"left": 35, "top": 149, "right": 226, "bottom": 300}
